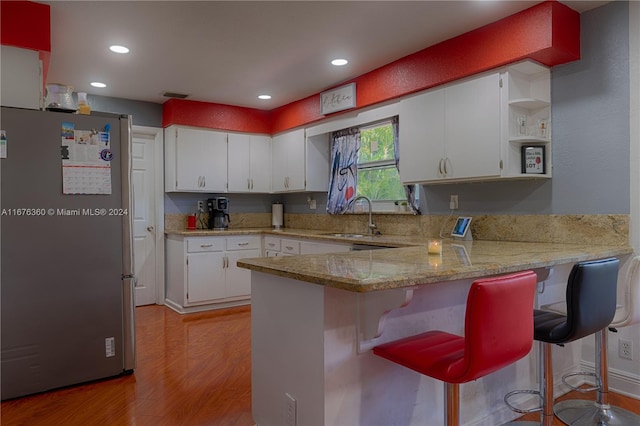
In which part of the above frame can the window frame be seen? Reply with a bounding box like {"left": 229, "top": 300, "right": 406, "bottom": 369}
{"left": 352, "top": 119, "right": 411, "bottom": 212}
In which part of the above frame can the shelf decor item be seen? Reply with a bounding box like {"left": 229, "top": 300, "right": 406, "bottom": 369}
{"left": 521, "top": 145, "right": 546, "bottom": 174}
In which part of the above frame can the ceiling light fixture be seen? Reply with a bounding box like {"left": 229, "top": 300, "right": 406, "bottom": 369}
{"left": 90, "top": 82, "right": 107, "bottom": 88}
{"left": 258, "top": 94, "right": 272, "bottom": 100}
{"left": 331, "top": 59, "right": 348, "bottom": 66}
{"left": 109, "top": 45, "right": 130, "bottom": 54}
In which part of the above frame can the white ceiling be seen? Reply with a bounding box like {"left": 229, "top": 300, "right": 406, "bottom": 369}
{"left": 41, "top": 1, "right": 608, "bottom": 110}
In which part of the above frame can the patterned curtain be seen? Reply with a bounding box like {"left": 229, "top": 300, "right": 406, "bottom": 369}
{"left": 392, "top": 116, "right": 420, "bottom": 214}
{"left": 327, "top": 127, "right": 361, "bottom": 214}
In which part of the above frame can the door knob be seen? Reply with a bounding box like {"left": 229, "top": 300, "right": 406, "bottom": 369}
{"left": 147, "top": 226, "right": 155, "bottom": 232}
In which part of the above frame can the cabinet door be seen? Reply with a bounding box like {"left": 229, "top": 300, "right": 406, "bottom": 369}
{"left": 226, "top": 248, "right": 260, "bottom": 297}
{"left": 186, "top": 252, "right": 226, "bottom": 303}
{"left": 444, "top": 73, "right": 501, "bottom": 180}
{"left": 228, "top": 133, "right": 252, "bottom": 192}
{"left": 285, "top": 129, "right": 306, "bottom": 191}
{"left": 249, "top": 135, "right": 272, "bottom": 192}
{"left": 175, "top": 128, "right": 228, "bottom": 192}
{"left": 398, "top": 89, "right": 446, "bottom": 183}
{"left": 271, "top": 129, "right": 305, "bottom": 192}
{"left": 300, "top": 241, "right": 351, "bottom": 254}
{"left": 205, "top": 131, "right": 229, "bottom": 192}
{"left": 271, "top": 133, "right": 288, "bottom": 192}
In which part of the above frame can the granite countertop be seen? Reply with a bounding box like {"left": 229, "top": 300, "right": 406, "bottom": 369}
{"left": 165, "top": 228, "right": 421, "bottom": 247}
{"left": 236, "top": 240, "right": 632, "bottom": 293}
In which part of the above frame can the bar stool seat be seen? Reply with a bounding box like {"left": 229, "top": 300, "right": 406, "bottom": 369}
{"left": 504, "top": 258, "right": 620, "bottom": 426}
{"left": 541, "top": 256, "right": 640, "bottom": 425}
{"left": 374, "top": 270, "right": 538, "bottom": 426}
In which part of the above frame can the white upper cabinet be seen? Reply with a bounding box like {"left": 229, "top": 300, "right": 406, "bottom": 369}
{"left": 272, "top": 128, "right": 306, "bottom": 192}
{"left": 165, "top": 125, "right": 228, "bottom": 192}
{"left": 444, "top": 72, "right": 501, "bottom": 180}
{"left": 272, "top": 129, "right": 330, "bottom": 193}
{"left": 1, "top": 46, "right": 42, "bottom": 110}
{"left": 399, "top": 62, "right": 550, "bottom": 184}
{"left": 228, "top": 133, "right": 272, "bottom": 192}
{"left": 398, "top": 87, "right": 446, "bottom": 182}
{"left": 399, "top": 72, "right": 501, "bottom": 184}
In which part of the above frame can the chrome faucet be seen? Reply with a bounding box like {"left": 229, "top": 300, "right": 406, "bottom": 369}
{"left": 353, "top": 195, "right": 377, "bottom": 235}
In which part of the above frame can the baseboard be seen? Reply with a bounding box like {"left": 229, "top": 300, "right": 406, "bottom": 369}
{"left": 163, "top": 298, "right": 250, "bottom": 314}
{"left": 580, "top": 360, "right": 640, "bottom": 400}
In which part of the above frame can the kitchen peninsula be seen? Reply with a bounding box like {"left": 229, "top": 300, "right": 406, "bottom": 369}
{"left": 238, "top": 240, "right": 632, "bottom": 426}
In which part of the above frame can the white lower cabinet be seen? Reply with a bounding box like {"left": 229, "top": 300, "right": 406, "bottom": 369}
{"left": 166, "top": 235, "right": 260, "bottom": 313}
{"left": 263, "top": 236, "right": 351, "bottom": 256}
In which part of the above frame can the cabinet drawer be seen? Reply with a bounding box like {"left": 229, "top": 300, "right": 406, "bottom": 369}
{"left": 186, "top": 237, "right": 225, "bottom": 253}
{"left": 226, "top": 236, "right": 261, "bottom": 251}
{"left": 263, "top": 236, "right": 281, "bottom": 251}
{"left": 280, "top": 239, "right": 301, "bottom": 255}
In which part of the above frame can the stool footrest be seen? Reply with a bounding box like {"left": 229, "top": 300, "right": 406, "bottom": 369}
{"left": 504, "top": 389, "right": 543, "bottom": 414}
{"left": 561, "top": 371, "right": 600, "bottom": 393}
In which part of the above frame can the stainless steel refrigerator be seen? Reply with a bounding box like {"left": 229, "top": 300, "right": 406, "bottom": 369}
{"left": 0, "top": 106, "right": 136, "bottom": 400}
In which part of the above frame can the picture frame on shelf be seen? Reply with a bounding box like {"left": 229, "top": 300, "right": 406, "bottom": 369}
{"left": 521, "top": 145, "right": 546, "bottom": 174}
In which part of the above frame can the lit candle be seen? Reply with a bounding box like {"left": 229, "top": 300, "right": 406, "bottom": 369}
{"left": 428, "top": 239, "right": 442, "bottom": 255}
{"left": 429, "top": 255, "right": 441, "bottom": 268}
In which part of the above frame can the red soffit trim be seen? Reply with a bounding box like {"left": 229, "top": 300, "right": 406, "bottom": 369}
{"left": 162, "top": 99, "right": 272, "bottom": 134}
{"left": 1, "top": 1, "right": 51, "bottom": 52}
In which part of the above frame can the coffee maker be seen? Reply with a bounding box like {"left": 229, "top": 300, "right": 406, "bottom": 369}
{"left": 207, "top": 197, "right": 230, "bottom": 230}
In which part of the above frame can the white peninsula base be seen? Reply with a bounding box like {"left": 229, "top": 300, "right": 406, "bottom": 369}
{"left": 250, "top": 265, "right": 582, "bottom": 426}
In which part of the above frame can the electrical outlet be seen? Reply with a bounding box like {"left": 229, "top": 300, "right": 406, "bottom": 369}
{"left": 619, "top": 339, "right": 633, "bottom": 360}
{"left": 285, "top": 393, "right": 297, "bottom": 426}
{"left": 197, "top": 200, "right": 205, "bottom": 212}
{"left": 450, "top": 195, "right": 459, "bottom": 210}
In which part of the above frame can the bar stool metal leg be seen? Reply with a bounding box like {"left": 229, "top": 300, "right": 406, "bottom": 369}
{"left": 502, "top": 341, "right": 546, "bottom": 426}
{"left": 554, "top": 329, "right": 640, "bottom": 425}
{"left": 445, "top": 382, "right": 459, "bottom": 426}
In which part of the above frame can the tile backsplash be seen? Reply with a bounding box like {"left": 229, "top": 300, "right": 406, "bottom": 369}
{"left": 165, "top": 212, "right": 628, "bottom": 246}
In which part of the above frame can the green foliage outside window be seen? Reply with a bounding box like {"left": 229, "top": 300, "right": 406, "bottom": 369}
{"left": 356, "top": 123, "right": 406, "bottom": 201}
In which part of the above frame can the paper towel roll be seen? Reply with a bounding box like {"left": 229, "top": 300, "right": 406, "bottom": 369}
{"left": 272, "top": 203, "right": 283, "bottom": 229}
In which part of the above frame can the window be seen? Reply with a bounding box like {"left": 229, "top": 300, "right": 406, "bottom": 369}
{"left": 356, "top": 121, "right": 407, "bottom": 208}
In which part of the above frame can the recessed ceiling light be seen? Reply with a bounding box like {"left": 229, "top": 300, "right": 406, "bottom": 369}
{"left": 90, "top": 82, "right": 107, "bottom": 88}
{"left": 109, "top": 45, "right": 130, "bottom": 54}
{"left": 331, "top": 59, "right": 348, "bottom": 66}
{"left": 258, "top": 94, "right": 272, "bottom": 100}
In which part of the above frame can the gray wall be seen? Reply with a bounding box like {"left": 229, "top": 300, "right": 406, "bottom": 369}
{"left": 84, "top": 94, "right": 163, "bottom": 127}
{"left": 423, "top": 0, "right": 629, "bottom": 215}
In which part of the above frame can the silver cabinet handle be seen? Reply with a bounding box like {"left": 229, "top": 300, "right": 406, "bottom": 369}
{"left": 147, "top": 225, "right": 155, "bottom": 232}
{"left": 248, "top": 178, "right": 251, "bottom": 190}
{"left": 200, "top": 244, "right": 213, "bottom": 248}
{"left": 444, "top": 157, "right": 451, "bottom": 176}
{"left": 285, "top": 246, "right": 294, "bottom": 250}
{"left": 250, "top": 179, "right": 254, "bottom": 190}
{"left": 202, "top": 176, "right": 206, "bottom": 188}
{"left": 237, "top": 242, "right": 249, "bottom": 246}
{"left": 268, "top": 243, "right": 276, "bottom": 247}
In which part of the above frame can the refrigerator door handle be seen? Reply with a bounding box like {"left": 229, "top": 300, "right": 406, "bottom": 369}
{"left": 122, "top": 275, "right": 136, "bottom": 371}
{"left": 119, "top": 115, "right": 136, "bottom": 372}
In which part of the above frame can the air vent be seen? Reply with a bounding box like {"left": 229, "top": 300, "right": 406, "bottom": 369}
{"left": 162, "top": 91, "right": 190, "bottom": 99}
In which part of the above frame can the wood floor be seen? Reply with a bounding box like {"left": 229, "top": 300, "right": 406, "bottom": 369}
{"left": 2, "top": 305, "right": 638, "bottom": 426}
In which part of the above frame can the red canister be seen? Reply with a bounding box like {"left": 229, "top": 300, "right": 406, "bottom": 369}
{"left": 187, "top": 214, "right": 197, "bottom": 230}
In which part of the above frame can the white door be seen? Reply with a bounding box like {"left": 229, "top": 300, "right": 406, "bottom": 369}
{"left": 132, "top": 126, "right": 163, "bottom": 306}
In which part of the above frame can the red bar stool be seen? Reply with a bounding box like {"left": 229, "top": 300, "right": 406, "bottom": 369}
{"left": 373, "top": 270, "right": 538, "bottom": 426}
{"left": 541, "top": 256, "right": 640, "bottom": 425}
{"left": 504, "top": 258, "right": 620, "bottom": 426}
